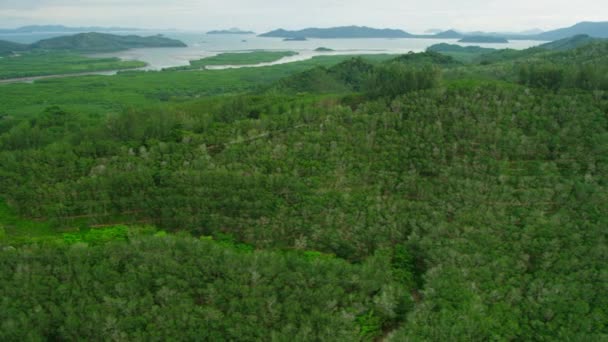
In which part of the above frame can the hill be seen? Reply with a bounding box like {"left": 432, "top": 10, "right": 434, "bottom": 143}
{"left": 30, "top": 32, "right": 187, "bottom": 52}
{"left": 259, "top": 26, "right": 413, "bottom": 38}
{"left": 536, "top": 34, "right": 603, "bottom": 51}
{"left": 0, "top": 40, "right": 28, "bottom": 56}
{"left": 536, "top": 21, "right": 608, "bottom": 40}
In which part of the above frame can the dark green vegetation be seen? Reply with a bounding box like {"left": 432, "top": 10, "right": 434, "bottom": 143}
{"left": 164, "top": 51, "right": 298, "bottom": 71}
{"left": 30, "top": 32, "right": 187, "bottom": 52}
{"left": 315, "top": 47, "right": 334, "bottom": 52}
{"left": 537, "top": 34, "right": 604, "bottom": 51}
{"left": 459, "top": 35, "right": 509, "bottom": 43}
{"left": 428, "top": 35, "right": 608, "bottom": 65}
{"left": 0, "top": 52, "right": 146, "bottom": 79}
{"left": 1, "top": 228, "right": 413, "bottom": 340}
{"left": 1, "top": 36, "right": 607, "bottom": 340}
{"left": 0, "top": 32, "right": 185, "bottom": 79}
{"left": 0, "top": 54, "right": 396, "bottom": 119}
{"left": 427, "top": 43, "right": 496, "bottom": 62}
{"left": 0, "top": 40, "right": 28, "bottom": 56}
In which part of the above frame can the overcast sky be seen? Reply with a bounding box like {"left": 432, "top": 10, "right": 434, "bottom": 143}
{"left": 0, "top": 0, "right": 606, "bottom": 33}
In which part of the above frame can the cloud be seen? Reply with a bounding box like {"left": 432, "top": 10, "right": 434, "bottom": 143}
{"left": 0, "top": 0, "right": 606, "bottom": 32}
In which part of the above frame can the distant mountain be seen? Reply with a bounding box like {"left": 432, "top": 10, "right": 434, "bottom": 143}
{"left": 259, "top": 26, "right": 413, "bottom": 39}
{"left": 433, "top": 30, "right": 464, "bottom": 39}
{"left": 537, "top": 34, "right": 604, "bottom": 51}
{"left": 0, "top": 40, "right": 28, "bottom": 56}
{"left": 459, "top": 36, "right": 509, "bottom": 43}
{"left": 207, "top": 28, "right": 255, "bottom": 35}
{"left": 0, "top": 25, "right": 139, "bottom": 34}
{"left": 535, "top": 21, "right": 608, "bottom": 40}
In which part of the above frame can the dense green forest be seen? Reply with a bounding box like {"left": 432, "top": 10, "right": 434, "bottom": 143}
{"left": 0, "top": 37, "right": 607, "bottom": 340}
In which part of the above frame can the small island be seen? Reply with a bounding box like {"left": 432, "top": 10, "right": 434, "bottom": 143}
{"left": 314, "top": 47, "right": 334, "bottom": 52}
{"left": 162, "top": 51, "right": 298, "bottom": 71}
{"left": 458, "top": 36, "right": 509, "bottom": 43}
{"left": 207, "top": 28, "right": 255, "bottom": 35}
{"left": 284, "top": 37, "right": 308, "bottom": 41}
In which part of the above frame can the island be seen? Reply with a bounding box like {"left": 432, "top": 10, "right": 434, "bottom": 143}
{"left": 260, "top": 26, "right": 413, "bottom": 39}
{"left": 207, "top": 28, "right": 255, "bottom": 35}
{"left": 257, "top": 21, "right": 608, "bottom": 41}
{"left": 314, "top": 47, "right": 334, "bottom": 52}
{"left": 458, "top": 36, "right": 509, "bottom": 43}
{"left": 283, "top": 37, "right": 307, "bottom": 41}
{"left": 30, "top": 32, "right": 187, "bottom": 52}
{"left": 162, "top": 51, "right": 298, "bottom": 71}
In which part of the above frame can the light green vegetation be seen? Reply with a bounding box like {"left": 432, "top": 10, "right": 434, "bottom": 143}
{"left": 0, "top": 52, "right": 147, "bottom": 79}
{"left": 165, "top": 50, "right": 298, "bottom": 71}
{"left": 0, "top": 54, "right": 397, "bottom": 119}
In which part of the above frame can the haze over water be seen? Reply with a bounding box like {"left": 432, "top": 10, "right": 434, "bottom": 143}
{"left": 0, "top": 30, "right": 543, "bottom": 70}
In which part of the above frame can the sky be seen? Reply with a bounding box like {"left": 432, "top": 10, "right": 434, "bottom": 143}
{"left": 0, "top": 0, "right": 606, "bottom": 33}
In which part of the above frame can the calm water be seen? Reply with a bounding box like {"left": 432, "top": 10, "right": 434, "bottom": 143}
{"left": 0, "top": 30, "right": 545, "bottom": 70}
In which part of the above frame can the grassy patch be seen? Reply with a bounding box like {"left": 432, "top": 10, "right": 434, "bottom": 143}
{"left": 0, "top": 51, "right": 146, "bottom": 80}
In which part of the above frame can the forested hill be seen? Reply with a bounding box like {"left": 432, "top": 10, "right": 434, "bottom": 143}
{"left": 0, "top": 40, "right": 28, "bottom": 56}
{"left": 536, "top": 34, "right": 604, "bottom": 51}
{"left": 259, "top": 26, "right": 414, "bottom": 38}
{"left": 30, "top": 32, "right": 187, "bottom": 52}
